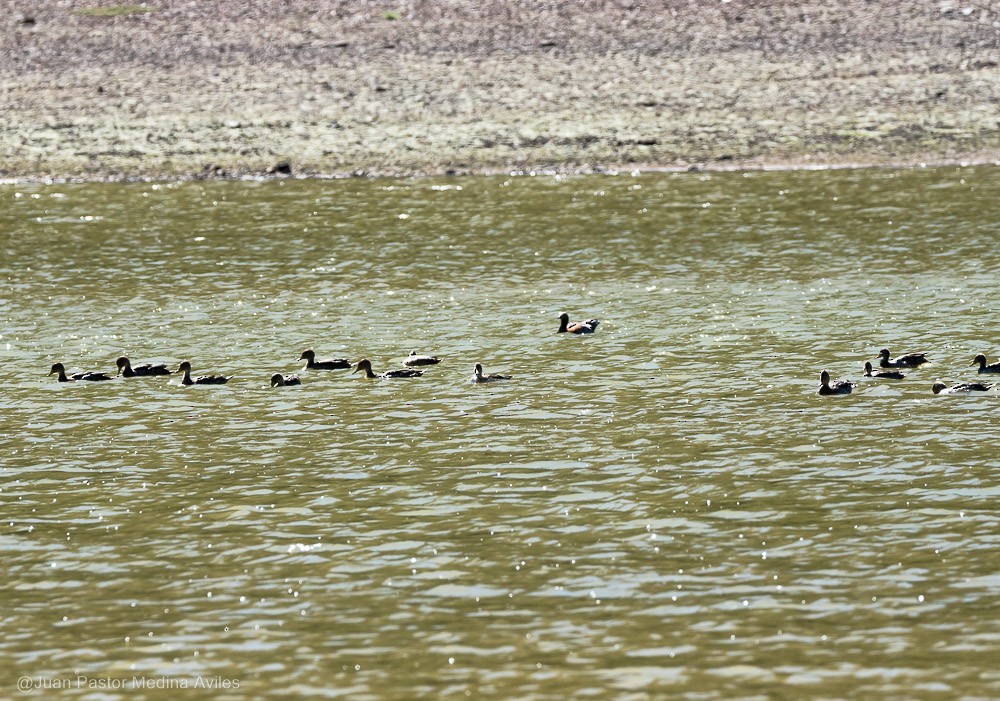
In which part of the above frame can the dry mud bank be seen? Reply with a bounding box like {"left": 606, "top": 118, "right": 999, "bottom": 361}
{"left": 1, "top": 0, "right": 998, "bottom": 180}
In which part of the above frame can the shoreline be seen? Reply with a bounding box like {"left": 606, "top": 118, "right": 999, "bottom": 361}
{"left": 2, "top": 1, "right": 998, "bottom": 183}
{"left": 3, "top": 155, "right": 998, "bottom": 187}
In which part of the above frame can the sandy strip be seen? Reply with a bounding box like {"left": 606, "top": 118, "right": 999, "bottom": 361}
{"left": 1, "top": 1, "right": 998, "bottom": 181}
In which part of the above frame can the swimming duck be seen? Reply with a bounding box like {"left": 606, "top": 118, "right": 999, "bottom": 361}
{"left": 352, "top": 358, "right": 423, "bottom": 379}
{"left": 177, "top": 361, "right": 232, "bottom": 385}
{"left": 818, "top": 370, "right": 855, "bottom": 395}
{"left": 862, "top": 361, "right": 906, "bottom": 380}
{"left": 403, "top": 350, "right": 441, "bottom": 367}
{"left": 472, "top": 363, "right": 511, "bottom": 383}
{"left": 877, "top": 348, "right": 929, "bottom": 368}
{"left": 932, "top": 379, "right": 994, "bottom": 395}
{"left": 299, "top": 348, "right": 351, "bottom": 370}
{"left": 270, "top": 373, "right": 301, "bottom": 387}
{"left": 557, "top": 312, "right": 599, "bottom": 334}
{"left": 48, "top": 362, "right": 114, "bottom": 382}
{"left": 972, "top": 354, "right": 1000, "bottom": 374}
{"left": 116, "top": 356, "right": 172, "bottom": 377}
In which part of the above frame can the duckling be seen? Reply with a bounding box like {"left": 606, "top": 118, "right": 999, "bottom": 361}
{"left": 116, "top": 356, "right": 172, "bottom": 377}
{"left": 818, "top": 370, "right": 855, "bottom": 395}
{"left": 270, "top": 373, "right": 301, "bottom": 387}
{"left": 932, "top": 379, "right": 994, "bottom": 395}
{"left": 862, "top": 361, "right": 906, "bottom": 380}
{"left": 177, "top": 361, "right": 232, "bottom": 385}
{"left": 971, "top": 354, "right": 1000, "bottom": 374}
{"left": 472, "top": 363, "right": 511, "bottom": 383}
{"left": 299, "top": 348, "right": 351, "bottom": 370}
{"left": 403, "top": 350, "right": 441, "bottom": 367}
{"left": 352, "top": 358, "right": 423, "bottom": 379}
{"left": 557, "top": 312, "right": 599, "bottom": 334}
{"left": 48, "top": 362, "right": 113, "bottom": 382}
{"left": 877, "top": 348, "right": 929, "bottom": 368}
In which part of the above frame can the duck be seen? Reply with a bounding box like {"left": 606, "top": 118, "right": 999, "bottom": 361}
{"left": 557, "top": 312, "right": 599, "bottom": 334}
{"left": 862, "top": 361, "right": 906, "bottom": 380}
{"left": 932, "top": 379, "right": 994, "bottom": 395}
{"left": 177, "top": 361, "right": 232, "bottom": 385}
{"left": 403, "top": 350, "right": 441, "bottom": 367}
{"left": 877, "top": 348, "right": 929, "bottom": 368}
{"left": 472, "top": 363, "right": 511, "bottom": 383}
{"left": 818, "top": 370, "right": 855, "bottom": 395}
{"left": 299, "top": 348, "right": 351, "bottom": 370}
{"left": 971, "top": 354, "right": 1000, "bottom": 374}
{"left": 48, "top": 362, "right": 114, "bottom": 382}
{"left": 116, "top": 356, "right": 172, "bottom": 377}
{"left": 352, "top": 358, "right": 423, "bottom": 379}
{"left": 270, "top": 373, "right": 301, "bottom": 387}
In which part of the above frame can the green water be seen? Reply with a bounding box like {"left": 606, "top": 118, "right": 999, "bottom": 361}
{"left": 2, "top": 167, "right": 999, "bottom": 699}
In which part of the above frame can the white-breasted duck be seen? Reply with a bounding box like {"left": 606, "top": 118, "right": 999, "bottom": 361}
{"left": 403, "top": 350, "right": 441, "bottom": 367}
{"left": 932, "top": 379, "right": 994, "bottom": 395}
{"left": 972, "top": 354, "right": 1000, "bottom": 374}
{"left": 299, "top": 349, "right": 351, "bottom": 370}
{"left": 472, "top": 363, "right": 511, "bottom": 383}
{"left": 353, "top": 358, "right": 423, "bottom": 379}
{"left": 270, "top": 373, "right": 301, "bottom": 387}
{"left": 877, "top": 348, "right": 929, "bottom": 368}
{"left": 49, "top": 362, "right": 113, "bottom": 382}
{"left": 116, "top": 356, "right": 172, "bottom": 377}
{"left": 177, "top": 361, "right": 232, "bottom": 385}
{"left": 818, "top": 370, "right": 855, "bottom": 395}
{"left": 862, "top": 361, "right": 906, "bottom": 380}
{"left": 557, "top": 313, "right": 599, "bottom": 334}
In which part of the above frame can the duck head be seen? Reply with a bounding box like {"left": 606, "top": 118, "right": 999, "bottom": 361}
{"left": 353, "top": 358, "right": 374, "bottom": 377}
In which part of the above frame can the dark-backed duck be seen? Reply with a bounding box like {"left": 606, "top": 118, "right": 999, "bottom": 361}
{"left": 177, "top": 361, "right": 232, "bottom": 385}
{"left": 353, "top": 358, "right": 423, "bottom": 379}
{"left": 404, "top": 350, "right": 441, "bottom": 367}
{"left": 818, "top": 370, "right": 855, "bottom": 395}
{"left": 116, "top": 356, "right": 172, "bottom": 377}
{"left": 932, "top": 380, "right": 994, "bottom": 395}
{"left": 270, "top": 373, "right": 301, "bottom": 387}
{"left": 299, "top": 348, "right": 351, "bottom": 370}
{"left": 877, "top": 348, "right": 929, "bottom": 368}
{"left": 48, "top": 362, "right": 113, "bottom": 382}
{"left": 557, "top": 313, "right": 599, "bottom": 334}
{"left": 862, "top": 361, "right": 906, "bottom": 380}
{"left": 972, "top": 354, "right": 1000, "bottom": 374}
{"left": 472, "top": 363, "right": 511, "bottom": 383}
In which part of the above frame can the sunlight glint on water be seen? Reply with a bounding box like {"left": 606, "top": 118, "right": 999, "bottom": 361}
{"left": 1, "top": 167, "right": 999, "bottom": 698}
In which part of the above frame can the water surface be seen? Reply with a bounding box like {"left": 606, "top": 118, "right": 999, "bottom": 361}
{"left": 2, "top": 167, "right": 999, "bottom": 698}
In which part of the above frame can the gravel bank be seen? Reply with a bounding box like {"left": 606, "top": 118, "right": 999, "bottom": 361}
{"left": 2, "top": 0, "right": 999, "bottom": 180}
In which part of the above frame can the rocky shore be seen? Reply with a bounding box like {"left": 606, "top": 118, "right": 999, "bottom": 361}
{"left": 2, "top": 0, "right": 998, "bottom": 181}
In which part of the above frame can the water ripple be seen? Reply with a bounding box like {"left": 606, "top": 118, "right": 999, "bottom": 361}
{"left": 2, "top": 167, "right": 999, "bottom": 698}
